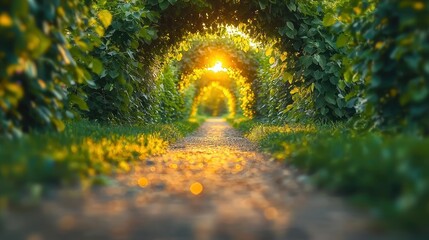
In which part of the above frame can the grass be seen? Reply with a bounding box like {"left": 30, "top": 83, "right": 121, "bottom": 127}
{"left": 0, "top": 119, "right": 203, "bottom": 205}
{"left": 229, "top": 117, "right": 429, "bottom": 231}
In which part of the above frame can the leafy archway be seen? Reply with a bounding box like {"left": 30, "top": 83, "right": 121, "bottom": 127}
{"left": 180, "top": 66, "right": 254, "bottom": 118}
{"left": 2, "top": 0, "right": 428, "bottom": 134}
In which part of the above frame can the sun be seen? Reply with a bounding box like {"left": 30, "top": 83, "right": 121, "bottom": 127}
{"left": 208, "top": 61, "right": 226, "bottom": 72}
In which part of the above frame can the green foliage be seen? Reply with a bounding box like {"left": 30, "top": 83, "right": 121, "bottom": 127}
{"left": 349, "top": 0, "right": 429, "bottom": 133}
{"left": 233, "top": 119, "right": 429, "bottom": 230}
{"left": 0, "top": 0, "right": 104, "bottom": 137}
{"left": 252, "top": 0, "right": 356, "bottom": 122}
{"left": 228, "top": 117, "right": 259, "bottom": 133}
{"left": 82, "top": 0, "right": 160, "bottom": 123}
{"left": 2, "top": 0, "right": 428, "bottom": 136}
{"left": 154, "top": 63, "right": 187, "bottom": 122}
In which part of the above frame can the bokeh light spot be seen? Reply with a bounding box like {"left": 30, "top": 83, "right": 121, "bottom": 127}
{"left": 138, "top": 177, "right": 149, "bottom": 188}
{"left": 190, "top": 182, "right": 204, "bottom": 195}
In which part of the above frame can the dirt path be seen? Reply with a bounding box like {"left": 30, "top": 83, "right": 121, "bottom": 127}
{"left": 1, "top": 119, "right": 395, "bottom": 240}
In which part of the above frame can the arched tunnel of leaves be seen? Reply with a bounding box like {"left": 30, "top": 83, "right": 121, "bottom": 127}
{"left": 1, "top": 0, "right": 429, "bottom": 233}
{"left": 0, "top": 0, "right": 358, "bottom": 135}
{"left": 1, "top": 0, "right": 428, "bottom": 135}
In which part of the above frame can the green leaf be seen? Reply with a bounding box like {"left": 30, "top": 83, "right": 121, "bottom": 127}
{"left": 285, "top": 28, "right": 297, "bottom": 39}
{"left": 159, "top": 1, "right": 170, "bottom": 10}
{"left": 338, "top": 80, "right": 346, "bottom": 91}
{"left": 91, "top": 58, "right": 103, "bottom": 75}
{"left": 70, "top": 95, "right": 89, "bottom": 111}
{"left": 314, "top": 55, "right": 326, "bottom": 69}
{"left": 313, "top": 70, "right": 323, "bottom": 80}
{"left": 424, "top": 61, "right": 429, "bottom": 74}
{"left": 98, "top": 10, "right": 113, "bottom": 28}
{"left": 259, "top": 1, "right": 267, "bottom": 10}
{"left": 26, "top": 29, "right": 51, "bottom": 58}
{"left": 336, "top": 34, "right": 349, "bottom": 48}
{"left": 325, "top": 95, "right": 336, "bottom": 105}
{"left": 286, "top": 21, "right": 294, "bottom": 30}
{"left": 283, "top": 72, "right": 293, "bottom": 84}
{"left": 322, "top": 13, "right": 336, "bottom": 27}
{"left": 52, "top": 119, "right": 66, "bottom": 132}
{"left": 334, "top": 108, "right": 344, "bottom": 117}
{"left": 308, "top": 28, "right": 317, "bottom": 37}
{"left": 287, "top": 2, "right": 296, "bottom": 11}
{"left": 300, "top": 55, "right": 313, "bottom": 68}
{"left": 321, "top": 107, "right": 329, "bottom": 115}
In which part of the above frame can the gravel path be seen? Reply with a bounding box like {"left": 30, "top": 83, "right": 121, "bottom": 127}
{"left": 1, "top": 119, "right": 396, "bottom": 240}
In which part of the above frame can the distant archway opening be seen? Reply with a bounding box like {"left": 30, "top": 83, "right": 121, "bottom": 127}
{"left": 190, "top": 82, "right": 236, "bottom": 118}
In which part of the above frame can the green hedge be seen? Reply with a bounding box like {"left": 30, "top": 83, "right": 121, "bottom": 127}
{"left": 232, "top": 118, "right": 429, "bottom": 231}
{"left": 0, "top": 119, "right": 201, "bottom": 201}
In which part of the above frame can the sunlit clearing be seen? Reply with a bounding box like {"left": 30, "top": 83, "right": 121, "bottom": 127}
{"left": 208, "top": 61, "right": 226, "bottom": 72}
{"left": 190, "top": 182, "right": 204, "bottom": 195}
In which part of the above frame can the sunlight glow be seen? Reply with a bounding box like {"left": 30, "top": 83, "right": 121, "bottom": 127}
{"left": 225, "top": 25, "right": 260, "bottom": 49}
{"left": 208, "top": 61, "right": 226, "bottom": 72}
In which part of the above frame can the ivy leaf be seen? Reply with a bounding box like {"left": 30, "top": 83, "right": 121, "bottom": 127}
{"left": 300, "top": 55, "right": 313, "bottom": 68}
{"left": 286, "top": 21, "right": 294, "bottom": 30}
{"left": 308, "top": 28, "right": 317, "bottom": 37}
{"left": 159, "top": 0, "right": 170, "bottom": 10}
{"left": 52, "top": 119, "right": 66, "bottom": 132}
{"left": 310, "top": 83, "right": 315, "bottom": 92}
{"left": 70, "top": 95, "right": 89, "bottom": 111}
{"left": 325, "top": 95, "right": 336, "bottom": 105}
{"left": 90, "top": 58, "right": 103, "bottom": 75}
{"left": 285, "top": 28, "right": 297, "bottom": 39}
{"left": 313, "top": 70, "right": 323, "bottom": 80}
{"left": 259, "top": 1, "right": 267, "bottom": 10}
{"left": 265, "top": 48, "right": 273, "bottom": 57}
{"left": 280, "top": 52, "right": 287, "bottom": 62}
{"left": 287, "top": 2, "right": 296, "bottom": 11}
{"left": 424, "top": 61, "right": 429, "bottom": 74}
{"left": 322, "top": 13, "right": 336, "bottom": 27}
{"left": 336, "top": 34, "right": 349, "bottom": 48}
{"left": 314, "top": 54, "right": 326, "bottom": 69}
{"left": 98, "top": 10, "right": 113, "bottom": 28}
{"left": 290, "top": 87, "right": 299, "bottom": 95}
{"left": 321, "top": 107, "right": 329, "bottom": 115}
{"left": 338, "top": 80, "right": 346, "bottom": 91}
{"left": 283, "top": 72, "right": 293, "bottom": 84}
{"left": 334, "top": 108, "right": 344, "bottom": 117}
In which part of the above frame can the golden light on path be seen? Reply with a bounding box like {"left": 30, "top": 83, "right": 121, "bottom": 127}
{"left": 207, "top": 61, "right": 226, "bottom": 72}
{"left": 190, "top": 182, "right": 204, "bottom": 195}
